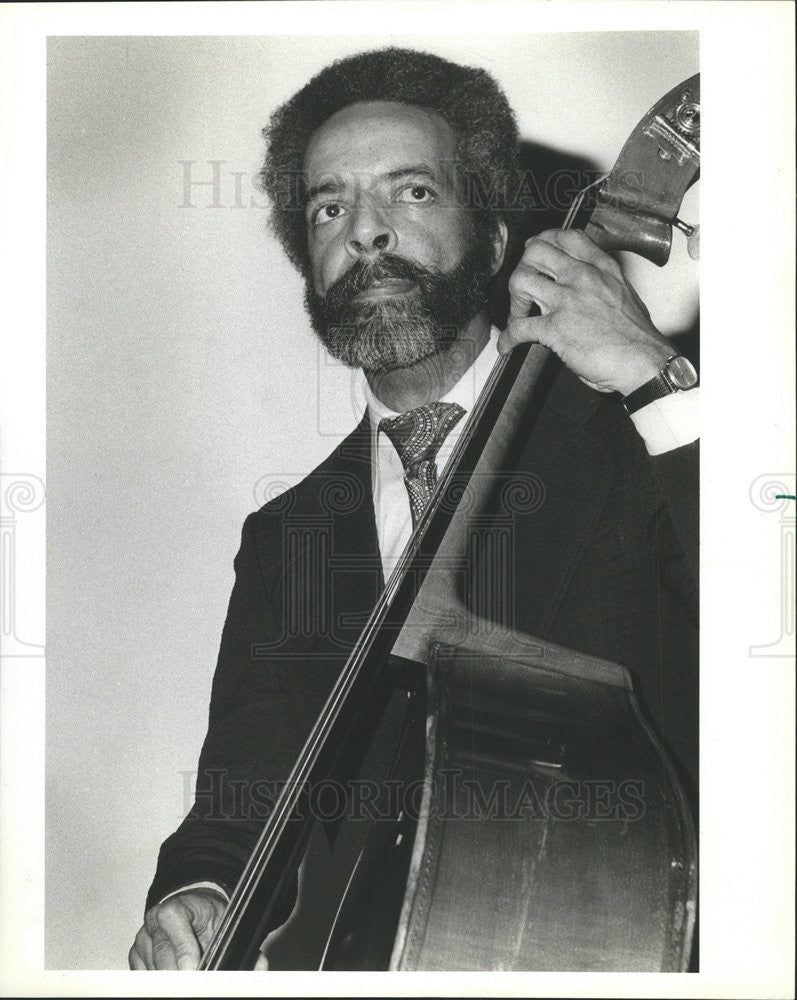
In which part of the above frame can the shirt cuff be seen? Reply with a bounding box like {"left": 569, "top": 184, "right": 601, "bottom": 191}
{"left": 159, "top": 881, "right": 230, "bottom": 906}
{"left": 629, "top": 387, "right": 700, "bottom": 456}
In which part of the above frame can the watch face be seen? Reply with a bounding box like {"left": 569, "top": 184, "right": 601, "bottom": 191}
{"left": 667, "top": 355, "right": 699, "bottom": 390}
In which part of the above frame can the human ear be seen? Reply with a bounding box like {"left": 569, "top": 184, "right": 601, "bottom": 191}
{"left": 490, "top": 219, "right": 509, "bottom": 276}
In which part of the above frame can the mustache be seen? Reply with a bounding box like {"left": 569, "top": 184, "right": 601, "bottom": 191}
{"left": 322, "top": 254, "right": 435, "bottom": 311}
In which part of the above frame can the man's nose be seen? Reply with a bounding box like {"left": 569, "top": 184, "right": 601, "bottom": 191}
{"left": 345, "top": 202, "right": 397, "bottom": 259}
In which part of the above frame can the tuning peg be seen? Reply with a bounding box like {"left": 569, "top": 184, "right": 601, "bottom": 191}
{"left": 674, "top": 218, "right": 700, "bottom": 261}
{"left": 686, "top": 225, "right": 699, "bottom": 260}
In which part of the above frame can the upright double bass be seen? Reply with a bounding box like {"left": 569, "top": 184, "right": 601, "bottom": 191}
{"left": 200, "top": 73, "right": 701, "bottom": 972}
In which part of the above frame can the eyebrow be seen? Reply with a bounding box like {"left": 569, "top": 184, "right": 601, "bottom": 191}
{"left": 304, "top": 178, "right": 345, "bottom": 203}
{"left": 304, "top": 163, "right": 445, "bottom": 205}
{"left": 385, "top": 164, "right": 444, "bottom": 185}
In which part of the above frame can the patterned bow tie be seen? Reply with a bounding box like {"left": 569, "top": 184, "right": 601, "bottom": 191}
{"left": 378, "top": 401, "right": 466, "bottom": 528}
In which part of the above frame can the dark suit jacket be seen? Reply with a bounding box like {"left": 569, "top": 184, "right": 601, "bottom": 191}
{"left": 147, "top": 367, "right": 698, "bottom": 912}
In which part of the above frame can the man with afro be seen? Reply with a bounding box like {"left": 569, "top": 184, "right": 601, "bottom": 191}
{"left": 131, "top": 47, "right": 698, "bottom": 971}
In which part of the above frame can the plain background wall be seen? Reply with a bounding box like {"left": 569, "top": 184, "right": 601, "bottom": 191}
{"left": 45, "top": 32, "right": 699, "bottom": 969}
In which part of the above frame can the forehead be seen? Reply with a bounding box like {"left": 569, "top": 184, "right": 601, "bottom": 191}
{"left": 303, "top": 101, "right": 457, "bottom": 183}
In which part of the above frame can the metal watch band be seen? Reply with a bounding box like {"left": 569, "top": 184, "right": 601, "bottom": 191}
{"left": 622, "top": 356, "right": 680, "bottom": 415}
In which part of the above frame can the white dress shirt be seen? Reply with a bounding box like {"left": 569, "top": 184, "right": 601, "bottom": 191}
{"left": 365, "top": 329, "right": 504, "bottom": 579}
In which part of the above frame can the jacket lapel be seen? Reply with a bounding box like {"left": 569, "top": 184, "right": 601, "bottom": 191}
{"left": 322, "top": 415, "right": 384, "bottom": 644}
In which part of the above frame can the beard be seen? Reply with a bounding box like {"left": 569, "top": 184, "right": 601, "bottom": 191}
{"left": 304, "top": 228, "right": 496, "bottom": 374}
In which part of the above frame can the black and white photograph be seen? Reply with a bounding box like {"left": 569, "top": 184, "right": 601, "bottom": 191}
{"left": 0, "top": 2, "right": 794, "bottom": 996}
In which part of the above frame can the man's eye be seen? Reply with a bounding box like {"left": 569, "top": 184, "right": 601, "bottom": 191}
{"left": 312, "top": 203, "right": 347, "bottom": 226}
{"left": 396, "top": 185, "right": 437, "bottom": 205}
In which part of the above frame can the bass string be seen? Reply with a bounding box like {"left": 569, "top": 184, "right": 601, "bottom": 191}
{"left": 203, "top": 351, "right": 519, "bottom": 964}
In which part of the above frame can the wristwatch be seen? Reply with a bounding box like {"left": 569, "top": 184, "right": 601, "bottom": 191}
{"left": 622, "top": 354, "right": 699, "bottom": 415}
